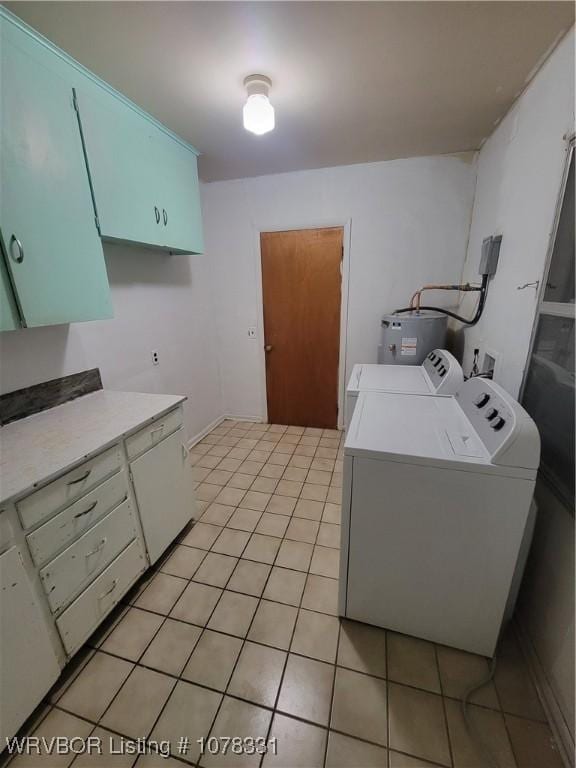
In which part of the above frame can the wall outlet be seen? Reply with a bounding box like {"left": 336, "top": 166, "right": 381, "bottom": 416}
{"left": 483, "top": 349, "right": 500, "bottom": 380}
{"left": 152, "top": 350, "right": 159, "bottom": 365}
{"left": 247, "top": 327, "right": 257, "bottom": 339}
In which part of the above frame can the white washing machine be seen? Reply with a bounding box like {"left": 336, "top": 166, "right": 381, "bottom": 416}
{"left": 345, "top": 349, "right": 463, "bottom": 430}
{"left": 339, "top": 377, "right": 540, "bottom": 657}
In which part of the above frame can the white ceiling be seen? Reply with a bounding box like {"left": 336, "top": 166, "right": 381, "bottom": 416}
{"left": 7, "top": 2, "right": 574, "bottom": 181}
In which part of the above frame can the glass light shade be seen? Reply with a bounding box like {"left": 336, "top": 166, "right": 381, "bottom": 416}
{"left": 243, "top": 93, "right": 275, "bottom": 135}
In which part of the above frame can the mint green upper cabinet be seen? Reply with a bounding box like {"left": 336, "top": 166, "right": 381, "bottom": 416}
{"left": 74, "top": 84, "right": 164, "bottom": 250}
{"left": 160, "top": 139, "right": 204, "bottom": 255}
{"left": 75, "top": 84, "right": 203, "bottom": 255}
{"left": 0, "top": 14, "right": 113, "bottom": 327}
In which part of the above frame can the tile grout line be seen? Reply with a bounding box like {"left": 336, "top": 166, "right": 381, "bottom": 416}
{"left": 433, "top": 641, "right": 456, "bottom": 767}
{"left": 386, "top": 631, "right": 391, "bottom": 768}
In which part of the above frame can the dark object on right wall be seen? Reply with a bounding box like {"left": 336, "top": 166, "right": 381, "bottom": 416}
{"left": 394, "top": 234, "right": 502, "bottom": 327}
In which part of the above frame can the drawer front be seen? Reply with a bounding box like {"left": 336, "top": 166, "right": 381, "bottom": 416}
{"left": 40, "top": 499, "right": 138, "bottom": 614}
{"left": 56, "top": 538, "right": 146, "bottom": 655}
{"left": 125, "top": 407, "right": 183, "bottom": 461}
{"left": 17, "top": 445, "right": 123, "bottom": 530}
{"left": 27, "top": 471, "right": 129, "bottom": 567}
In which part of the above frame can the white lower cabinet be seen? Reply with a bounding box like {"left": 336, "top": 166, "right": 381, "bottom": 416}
{"left": 1, "top": 402, "right": 195, "bottom": 747}
{"left": 0, "top": 547, "right": 61, "bottom": 744}
{"left": 56, "top": 538, "right": 146, "bottom": 655}
{"left": 40, "top": 498, "right": 139, "bottom": 613}
{"left": 130, "top": 426, "right": 196, "bottom": 564}
{"left": 26, "top": 471, "right": 128, "bottom": 567}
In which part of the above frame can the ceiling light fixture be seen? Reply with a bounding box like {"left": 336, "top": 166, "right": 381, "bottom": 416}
{"left": 243, "top": 74, "right": 275, "bottom": 135}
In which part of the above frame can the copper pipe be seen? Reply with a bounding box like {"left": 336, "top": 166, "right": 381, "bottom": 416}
{"left": 409, "top": 283, "right": 481, "bottom": 311}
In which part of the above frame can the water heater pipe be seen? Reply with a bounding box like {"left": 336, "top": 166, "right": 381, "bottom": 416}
{"left": 410, "top": 282, "right": 482, "bottom": 311}
{"left": 395, "top": 274, "right": 489, "bottom": 326}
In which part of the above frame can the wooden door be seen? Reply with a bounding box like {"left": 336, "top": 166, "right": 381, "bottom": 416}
{"left": 261, "top": 227, "right": 343, "bottom": 428}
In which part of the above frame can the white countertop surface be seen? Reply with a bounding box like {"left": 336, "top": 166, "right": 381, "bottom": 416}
{"left": 0, "top": 390, "right": 185, "bottom": 505}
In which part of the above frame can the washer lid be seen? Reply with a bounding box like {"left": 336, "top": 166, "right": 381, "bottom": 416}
{"left": 348, "top": 364, "right": 431, "bottom": 395}
{"left": 345, "top": 391, "right": 536, "bottom": 479}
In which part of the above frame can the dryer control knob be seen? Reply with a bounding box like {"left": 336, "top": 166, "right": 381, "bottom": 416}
{"left": 492, "top": 417, "right": 506, "bottom": 431}
{"left": 474, "top": 393, "right": 490, "bottom": 408}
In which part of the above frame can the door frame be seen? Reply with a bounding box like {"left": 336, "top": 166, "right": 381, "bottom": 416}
{"left": 252, "top": 218, "right": 352, "bottom": 429}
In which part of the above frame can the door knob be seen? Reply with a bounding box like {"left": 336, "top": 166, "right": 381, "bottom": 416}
{"left": 264, "top": 345, "right": 273, "bottom": 352}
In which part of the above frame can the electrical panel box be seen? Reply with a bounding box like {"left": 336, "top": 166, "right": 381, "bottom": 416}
{"left": 479, "top": 235, "right": 502, "bottom": 276}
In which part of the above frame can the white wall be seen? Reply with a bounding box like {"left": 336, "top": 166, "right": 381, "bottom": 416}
{"left": 201, "top": 153, "right": 477, "bottom": 422}
{"left": 456, "top": 29, "right": 575, "bottom": 396}
{"left": 455, "top": 28, "right": 575, "bottom": 749}
{"left": 0, "top": 243, "right": 223, "bottom": 442}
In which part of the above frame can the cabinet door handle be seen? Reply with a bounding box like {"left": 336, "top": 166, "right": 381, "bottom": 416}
{"left": 9, "top": 235, "right": 24, "bottom": 263}
{"left": 98, "top": 579, "right": 118, "bottom": 600}
{"left": 67, "top": 469, "right": 91, "bottom": 485}
{"left": 163, "top": 209, "right": 168, "bottom": 226}
{"left": 154, "top": 206, "right": 160, "bottom": 224}
{"left": 85, "top": 538, "right": 107, "bottom": 558}
{"left": 74, "top": 501, "right": 98, "bottom": 519}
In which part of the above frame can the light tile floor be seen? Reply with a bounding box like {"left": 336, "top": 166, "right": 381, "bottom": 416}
{"left": 7, "top": 420, "right": 564, "bottom": 768}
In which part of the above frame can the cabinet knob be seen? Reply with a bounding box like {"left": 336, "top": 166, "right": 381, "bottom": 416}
{"left": 264, "top": 345, "right": 273, "bottom": 353}
{"left": 154, "top": 206, "right": 160, "bottom": 224}
{"left": 163, "top": 209, "right": 168, "bottom": 226}
{"left": 9, "top": 235, "right": 24, "bottom": 264}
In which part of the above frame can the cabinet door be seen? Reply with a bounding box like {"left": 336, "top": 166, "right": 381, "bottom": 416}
{"left": 0, "top": 17, "right": 113, "bottom": 326}
{"left": 160, "top": 139, "right": 204, "bottom": 254}
{"left": 130, "top": 427, "right": 196, "bottom": 564}
{"left": 74, "top": 83, "right": 166, "bottom": 250}
{"left": 0, "top": 547, "right": 61, "bottom": 743}
{"left": 75, "top": 83, "right": 203, "bottom": 255}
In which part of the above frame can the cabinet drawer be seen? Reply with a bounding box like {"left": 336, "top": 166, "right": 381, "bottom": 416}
{"left": 27, "top": 471, "right": 129, "bottom": 567}
{"left": 125, "top": 407, "right": 183, "bottom": 460}
{"left": 56, "top": 538, "right": 146, "bottom": 655}
{"left": 17, "top": 445, "right": 123, "bottom": 530}
{"left": 40, "top": 498, "right": 139, "bottom": 614}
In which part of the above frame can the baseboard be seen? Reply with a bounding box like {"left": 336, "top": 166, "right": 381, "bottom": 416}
{"left": 222, "top": 413, "right": 264, "bottom": 424}
{"left": 514, "top": 616, "right": 574, "bottom": 768}
{"left": 186, "top": 414, "right": 227, "bottom": 449}
{"left": 186, "top": 413, "right": 264, "bottom": 450}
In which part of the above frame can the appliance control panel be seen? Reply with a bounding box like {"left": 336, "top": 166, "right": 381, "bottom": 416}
{"left": 422, "top": 349, "right": 464, "bottom": 394}
{"left": 456, "top": 378, "right": 540, "bottom": 469}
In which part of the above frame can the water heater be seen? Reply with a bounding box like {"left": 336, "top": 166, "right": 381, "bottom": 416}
{"left": 378, "top": 311, "right": 448, "bottom": 365}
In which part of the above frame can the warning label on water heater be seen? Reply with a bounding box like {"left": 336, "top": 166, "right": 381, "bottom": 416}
{"left": 401, "top": 337, "right": 417, "bottom": 356}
